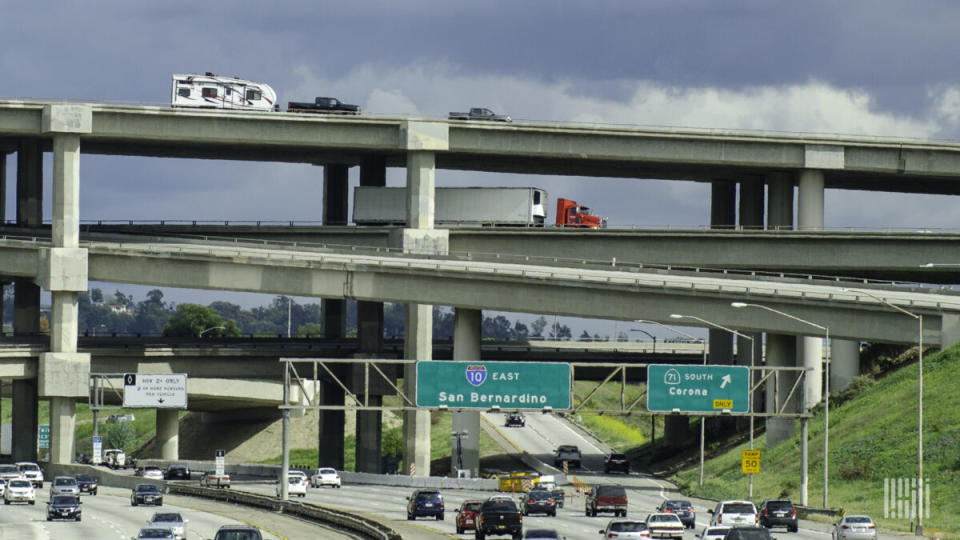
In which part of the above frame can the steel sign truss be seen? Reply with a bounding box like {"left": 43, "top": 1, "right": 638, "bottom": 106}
{"left": 280, "top": 358, "right": 812, "bottom": 418}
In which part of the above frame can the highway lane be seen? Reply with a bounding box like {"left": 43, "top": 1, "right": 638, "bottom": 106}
{"left": 0, "top": 485, "right": 356, "bottom": 540}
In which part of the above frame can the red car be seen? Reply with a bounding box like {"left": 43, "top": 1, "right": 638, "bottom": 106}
{"left": 455, "top": 500, "right": 483, "bottom": 534}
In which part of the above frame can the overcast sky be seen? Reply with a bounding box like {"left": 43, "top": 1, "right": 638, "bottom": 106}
{"left": 4, "top": 1, "right": 960, "bottom": 335}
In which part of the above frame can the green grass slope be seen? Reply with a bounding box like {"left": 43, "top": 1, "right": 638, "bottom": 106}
{"left": 673, "top": 344, "right": 960, "bottom": 537}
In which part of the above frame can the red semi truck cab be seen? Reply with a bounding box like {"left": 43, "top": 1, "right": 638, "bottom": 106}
{"left": 556, "top": 198, "right": 606, "bottom": 229}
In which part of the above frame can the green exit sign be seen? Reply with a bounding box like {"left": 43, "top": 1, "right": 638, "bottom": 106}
{"left": 647, "top": 364, "right": 750, "bottom": 414}
{"left": 38, "top": 424, "right": 50, "bottom": 449}
{"left": 416, "top": 361, "right": 571, "bottom": 410}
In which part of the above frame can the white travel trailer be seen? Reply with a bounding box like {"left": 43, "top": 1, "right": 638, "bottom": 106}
{"left": 171, "top": 73, "right": 277, "bottom": 111}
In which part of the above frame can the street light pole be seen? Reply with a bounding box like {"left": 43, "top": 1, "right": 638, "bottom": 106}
{"left": 198, "top": 325, "right": 226, "bottom": 338}
{"left": 732, "top": 302, "right": 829, "bottom": 508}
{"left": 629, "top": 328, "right": 657, "bottom": 353}
{"left": 671, "top": 314, "right": 756, "bottom": 498}
{"left": 844, "top": 287, "right": 924, "bottom": 534}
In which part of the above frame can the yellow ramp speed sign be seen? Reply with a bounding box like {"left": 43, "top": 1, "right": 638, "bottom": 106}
{"left": 741, "top": 450, "right": 761, "bottom": 474}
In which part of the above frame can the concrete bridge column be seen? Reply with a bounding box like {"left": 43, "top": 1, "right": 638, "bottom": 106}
{"left": 401, "top": 122, "right": 448, "bottom": 476}
{"left": 12, "top": 138, "right": 43, "bottom": 462}
{"left": 353, "top": 156, "right": 388, "bottom": 473}
{"left": 941, "top": 313, "right": 960, "bottom": 350}
{"left": 354, "top": 301, "right": 384, "bottom": 473}
{"left": 40, "top": 106, "right": 92, "bottom": 465}
{"left": 318, "top": 163, "right": 349, "bottom": 470}
{"left": 830, "top": 339, "right": 860, "bottom": 393}
{"left": 156, "top": 409, "right": 179, "bottom": 460}
{"left": 765, "top": 334, "right": 797, "bottom": 446}
{"left": 766, "top": 172, "right": 794, "bottom": 230}
{"left": 452, "top": 308, "right": 481, "bottom": 478}
{"left": 797, "top": 169, "right": 825, "bottom": 409}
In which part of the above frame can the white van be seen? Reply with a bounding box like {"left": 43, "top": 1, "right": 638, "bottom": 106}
{"left": 103, "top": 449, "right": 127, "bottom": 470}
{"left": 708, "top": 500, "right": 758, "bottom": 527}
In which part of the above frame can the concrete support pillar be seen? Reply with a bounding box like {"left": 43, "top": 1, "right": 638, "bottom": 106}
{"left": 407, "top": 152, "right": 436, "bottom": 229}
{"left": 403, "top": 303, "right": 433, "bottom": 476}
{"left": 317, "top": 377, "right": 345, "bottom": 470}
{"left": 739, "top": 177, "right": 765, "bottom": 230}
{"left": 12, "top": 379, "right": 38, "bottom": 462}
{"left": 40, "top": 109, "right": 92, "bottom": 465}
{"left": 400, "top": 122, "right": 448, "bottom": 476}
{"left": 452, "top": 308, "right": 481, "bottom": 477}
{"left": 49, "top": 398, "right": 76, "bottom": 464}
{"left": 797, "top": 169, "right": 825, "bottom": 409}
{"left": 360, "top": 155, "right": 387, "bottom": 187}
{"left": 710, "top": 180, "right": 736, "bottom": 229}
{"left": 354, "top": 301, "right": 384, "bottom": 473}
{"left": 323, "top": 164, "right": 349, "bottom": 226}
{"left": 156, "top": 409, "right": 179, "bottom": 461}
{"left": 765, "top": 333, "right": 797, "bottom": 447}
{"left": 941, "top": 313, "right": 960, "bottom": 349}
{"left": 12, "top": 138, "right": 41, "bottom": 462}
{"left": 830, "top": 339, "right": 860, "bottom": 393}
{"left": 766, "top": 172, "right": 794, "bottom": 230}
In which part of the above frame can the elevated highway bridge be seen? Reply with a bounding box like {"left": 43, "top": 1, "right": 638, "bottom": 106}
{"left": 3, "top": 100, "right": 960, "bottom": 474}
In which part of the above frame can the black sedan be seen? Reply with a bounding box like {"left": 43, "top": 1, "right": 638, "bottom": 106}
{"left": 165, "top": 465, "right": 191, "bottom": 480}
{"left": 505, "top": 412, "right": 526, "bottom": 427}
{"left": 75, "top": 474, "right": 98, "bottom": 495}
{"left": 47, "top": 495, "right": 82, "bottom": 521}
{"left": 131, "top": 483, "right": 163, "bottom": 506}
{"left": 604, "top": 453, "right": 630, "bottom": 474}
{"left": 520, "top": 489, "right": 557, "bottom": 517}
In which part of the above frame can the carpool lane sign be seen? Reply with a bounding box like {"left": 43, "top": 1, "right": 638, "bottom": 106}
{"left": 647, "top": 364, "right": 750, "bottom": 413}
{"left": 416, "top": 361, "right": 571, "bottom": 410}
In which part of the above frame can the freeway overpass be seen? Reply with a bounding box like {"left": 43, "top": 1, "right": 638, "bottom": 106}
{"left": 3, "top": 101, "right": 959, "bottom": 476}
{"left": 72, "top": 222, "right": 960, "bottom": 284}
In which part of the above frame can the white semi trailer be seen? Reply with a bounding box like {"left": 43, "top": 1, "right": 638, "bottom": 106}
{"left": 352, "top": 186, "right": 547, "bottom": 226}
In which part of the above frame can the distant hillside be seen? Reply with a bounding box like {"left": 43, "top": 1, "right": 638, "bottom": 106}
{"left": 673, "top": 343, "right": 960, "bottom": 537}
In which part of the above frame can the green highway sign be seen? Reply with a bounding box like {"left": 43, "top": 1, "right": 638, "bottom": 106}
{"left": 647, "top": 364, "right": 750, "bottom": 414}
{"left": 416, "top": 361, "right": 571, "bottom": 410}
{"left": 38, "top": 424, "right": 50, "bottom": 449}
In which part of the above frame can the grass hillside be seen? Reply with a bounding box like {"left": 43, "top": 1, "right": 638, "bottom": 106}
{"left": 673, "top": 344, "right": 960, "bottom": 537}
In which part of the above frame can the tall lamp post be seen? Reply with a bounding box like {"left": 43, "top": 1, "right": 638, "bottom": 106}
{"left": 732, "top": 302, "right": 829, "bottom": 508}
{"left": 630, "top": 328, "right": 657, "bottom": 353}
{"left": 635, "top": 319, "right": 707, "bottom": 483}
{"left": 671, "top": 313, "right": 756, "bottom": 498}
{"left": 198, "top": 325, "right": 226, "bottom": 338}
{"left": 844, "top": 287, "right": 924, "bottom": 534}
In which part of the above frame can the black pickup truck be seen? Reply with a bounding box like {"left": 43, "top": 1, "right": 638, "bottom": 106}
{"left": 475, "top": 497, "right": 522, "bottom": 540}
{"left": 448, "top": 107, "right": 511, "bottom": 122}
{"left": 287, "top": 97, "right": 361, "bottom": 115}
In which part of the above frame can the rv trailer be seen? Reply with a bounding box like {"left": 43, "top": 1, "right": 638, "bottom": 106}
{"left": 171, "top": 73, "right": 277, "bottom": 111}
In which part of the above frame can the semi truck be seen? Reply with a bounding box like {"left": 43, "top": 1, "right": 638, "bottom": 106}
{"left": 353, "top": 187, "right": 547, "bottom": 226}
{"left": 556, "top": 197, "right": 606, "bottom": 229}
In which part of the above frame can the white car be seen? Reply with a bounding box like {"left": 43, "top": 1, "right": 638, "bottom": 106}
{"left": 16, "top": 462, "right": 44, "bottom": 487}
{"left": 50, "top": 476, "right": 80, "bottom": 497}
{"left": 277, "top": 475, "right": 307, "bottom": 498}
{"left": 4, "top": 479, "right": 36, "bottom": 505}
{"left": 832, "top": 515, "right": 878, "bottom": 540}
{"left": 644, "top": 513, "right": 684, "bottom": 539}
{"left": 309, "top": 467, "right": 341, "bottom": 488}
{"left": 0, "top": 464, "right": 20, "bottom": 482}
{"left": 0, "top": 478, "right": 6, "bottom": 496}
{"left": 142, "top": 467, "right": 165, "bottom": 480}
{"left": 708, "top": 500, "right": 758, "bottom": 527}
{"left": 148, "top": 511, "right": 188, "bottom": 540}
{"left": 699, "top": 526, "right": 731, "bottom": 540}
{"left": 600, "top": 519, "right": 651, "bottom": 539}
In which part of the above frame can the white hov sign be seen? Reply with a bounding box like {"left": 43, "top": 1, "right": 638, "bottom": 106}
{"left": 123, "top": 373, "right": 188, "bottom": 408}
